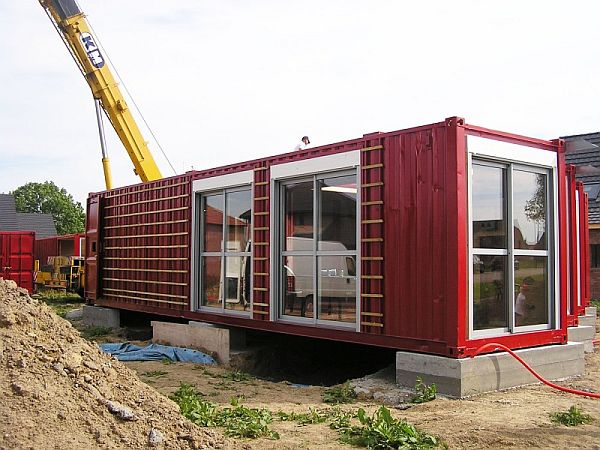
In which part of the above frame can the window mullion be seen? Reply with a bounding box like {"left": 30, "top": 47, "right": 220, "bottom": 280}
{"left": 507, "top": 165, "right": 515, "bottom": 331}
{"left": 313, "top": 175, "right": 318, "bottom": 324}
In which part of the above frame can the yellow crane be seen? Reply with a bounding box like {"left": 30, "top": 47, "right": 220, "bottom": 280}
{"left": 39, "top": 0, "right": 163, "bottom": 189}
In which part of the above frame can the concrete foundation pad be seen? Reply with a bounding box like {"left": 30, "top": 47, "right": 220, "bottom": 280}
{"left": 151, "top": 321, "right": 230, "bottom": 364}
{"left": 568, "top": 325, "right": 596, "bottom": 353}
{"left": 578, "top": 314, "right": 597, "bottom": 327}
{"left": 585, "top": 306, "right": 597, "bottom": 317}
{"left": 396, "top": 342, "right": 585, "bottom": 398}
{"left": 83, "top": 305, "right": 120, "bottom": 328}
{"left": 189, "top": 321, "right": 247, "bottom": 349}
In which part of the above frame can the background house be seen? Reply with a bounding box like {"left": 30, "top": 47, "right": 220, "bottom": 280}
{"left": 0, "top": 194, "right": 57, "bottom": 238}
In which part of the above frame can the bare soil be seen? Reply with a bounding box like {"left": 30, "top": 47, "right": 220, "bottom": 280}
{"left": 2, "top": 276, "right": 600, "bottom": 449}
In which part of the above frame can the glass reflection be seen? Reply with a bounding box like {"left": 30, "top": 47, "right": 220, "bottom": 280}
{"left": 283, "top": 255, "right": 314, "bottom": 318}
{"left": 513, "top": 171, "right": 547, "bottom": 250}
{"left": 202, "top": 256, "right": 221, "bottom": 308}
{"left": 318, "top": 256, "right": 356, "bottom": 323}
{"left": 226, "top": 189, "right": 252, "bottom": 252}
{"left": 318, "top": 175, "right": 357, "bottom": 251}
{"left": 472, "top": 164, "right": 506, "bottom": 249}
{"left": 284, "top": 182, "right": 313, "bottom": 250}
{"left": 515, "top": 256, "right": 548, "bottom": 326}
{"left": 203, "top": 194, "right": 224, "bottom": 252}
{"left": 473, "top": 254, "right": 507, "bottom": 330}
{"left": 224, "top": 256, "right": 250, "bottom": 311}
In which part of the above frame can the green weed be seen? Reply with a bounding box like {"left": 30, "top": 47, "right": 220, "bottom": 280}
{"left": 411, "top": 377, "right": 437, "bottom": 404}
{"left": 322, "top": 381, "right": 357, "bottom": 404}
{"left": 170, "top": 384, "right": 279, "bottom": 439}
{"left": 80, "top": 326, "right": 112, "bottom": 339}
{"left": 220, "top": 370, "right": 253, "bottom": 382}
{"left": 277, "top": 407, "right": 328, "bottom": 426}
{"left": 590, "top": 299, "right": 600, "bottom": 310}
{"left": 38, "top": 291, "right": 83, "bottom": 318}
{"left": 142, "top": 370, "right": 168, "bottom": 378}
{"left": 161, "top": 358, "right": 174, "bottom": 365}
{"left": 551, "top": 405, "right": 593, "bottom": 426}
{"left": 340, "top": 406, "right": 438, "bottom": 449}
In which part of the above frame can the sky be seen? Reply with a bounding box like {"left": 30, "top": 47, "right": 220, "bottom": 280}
{"left": 1, "top": 0, "right": 599, "bottom": 206}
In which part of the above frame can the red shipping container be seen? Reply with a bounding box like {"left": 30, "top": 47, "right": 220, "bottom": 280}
{"left": 0, "top": 231, "right": 35, "bottom": 293}
{"left": 35, "top": 233, "right": 85, "bottom": 266}
{"left": 85, "top": 117, "right": 583, "bottom": 358}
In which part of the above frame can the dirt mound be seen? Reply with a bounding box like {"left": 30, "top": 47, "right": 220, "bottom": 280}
{"left": 0, "top": 278, "right": 230, "bottom": 449}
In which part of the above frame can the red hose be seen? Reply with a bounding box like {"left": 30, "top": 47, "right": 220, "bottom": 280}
{"left": 472, "top": 343, "right": 600, "bottom": 399}
{"left": 594, "top": 340, "right": 600, "bottom": 345}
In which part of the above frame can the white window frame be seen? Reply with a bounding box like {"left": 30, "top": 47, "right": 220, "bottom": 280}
{"left": 191, "top": 170, "right": 253, "bottom": 313}
{"left": 270, "top": 151, "right": 361, "bottom": 331}
{"left": 467, "top": 136, "right": 560, "bottom": 340}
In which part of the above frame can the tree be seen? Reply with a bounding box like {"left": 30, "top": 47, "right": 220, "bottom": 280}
{"left": 11, "top": 182, "right": 85, "bottom": 235}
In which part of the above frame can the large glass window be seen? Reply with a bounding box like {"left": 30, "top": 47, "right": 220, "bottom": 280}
{"left": 471, "top": 161, "right": 552, "bottom": 333}
{"left": 199, "top": 187, "right": 252, "bottom": 313}
{"left": 280, "top": 172, "right": 358, "bottom": 325}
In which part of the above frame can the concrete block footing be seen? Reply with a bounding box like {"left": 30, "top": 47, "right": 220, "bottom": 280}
{"left": 568, "top": 325, "right": 596, "bottom": 353}
{"left": 577, "top": 314, "right": 597, "bottom": 327}
{"left": 152, "top": 321, "right": 237, "bottom": 364}
{"left": 189, "top": 321, "right": 247, "bottom": 350}
{"left": 83, "top": 305, "right": 120, "bottom": 328}
{"left": 396, "top": 342, "right": 585, "bottom": 398}
{"left": 585, "top": 306, "right": 597, "bottom": 317}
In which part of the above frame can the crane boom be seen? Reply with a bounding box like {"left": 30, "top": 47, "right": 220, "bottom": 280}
{"left": 39, "top": 0, "right": 163, "bottom": 188}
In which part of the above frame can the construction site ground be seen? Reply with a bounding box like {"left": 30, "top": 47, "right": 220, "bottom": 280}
{"left": 2, "top": 281, "right": 600, "bottom": 449}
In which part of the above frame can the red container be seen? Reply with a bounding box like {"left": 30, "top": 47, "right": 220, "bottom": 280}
{"left": 86, "top": 117, "right": 584, "bottom": 358}
{"left": 35, "top": 233, "right": 86, "bottom": 265}
{"left": 0, "top": 231, "right": 35, "bottom": 293}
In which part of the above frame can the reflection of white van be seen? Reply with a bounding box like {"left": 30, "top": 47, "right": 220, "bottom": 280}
{"left": 284, "top": 237, "right": 356, "bottom": 301}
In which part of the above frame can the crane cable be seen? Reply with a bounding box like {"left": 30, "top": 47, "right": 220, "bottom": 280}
{"left": 472, "top": 342, "right": 600, "bottom": 399}
{"left": 86, "top": 20, "right": 177, "bottom": 176}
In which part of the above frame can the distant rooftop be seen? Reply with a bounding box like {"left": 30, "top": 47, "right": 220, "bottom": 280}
{"left": 0, "top": 194, "right": 57, "bottom": 238}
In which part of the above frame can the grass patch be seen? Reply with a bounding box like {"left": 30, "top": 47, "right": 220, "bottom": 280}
{"left": 411, "top": 377, "right": 437, "bottom": 404}
{"left": 37, "top": 291, "right": 83, "bottom": 318}
{"left": 170, "top": 384, "right": 279, "bottom": 439}
{"left": 590, "top": 299, "right": 600, "bottom": 310}
{"left": 80, "top": 326, "right": 112, "bottom": 339}
{"left": 142, "top": 370, "right": 169, "bottom": 378}
{"left": 322, "top": 381, "right": 357, "bottom": 405}
{"left": 340, "top": 406, "right": 438, "bottom": 449}
{"left": 220, "top": 370, "right": 253, "bottom": 382}
{"left": 551, "top": 405, "right": 593, "bottom": 426}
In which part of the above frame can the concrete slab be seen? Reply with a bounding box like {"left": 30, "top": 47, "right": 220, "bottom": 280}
{"left": 83, "top": 305, "right": 120, "bottom": 328}
{"left": 189, "top": 321, "right": 247, "bottom": 349}
{"left": 151, "top": 321, "right": 230, "bottom": 364}
{"left": 585, "top": 306, "right": 597, "bottom": 317}
{"left": 396, "top": 342, "right": 585, "bottom": 398}
{"left": 578, "top": 314, "right": 597, "bottom": 327}
{"left": 568, "top": 325, "right": 595, "bottom": 353}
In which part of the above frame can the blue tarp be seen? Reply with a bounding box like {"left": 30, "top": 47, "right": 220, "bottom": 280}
{"left": 100, "top": 343, "right": 216, "bottom": 364}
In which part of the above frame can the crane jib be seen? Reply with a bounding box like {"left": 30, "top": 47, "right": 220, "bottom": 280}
{"left": 48, "top": 0, "right": 81, "bottom": 21}
{"left": 79, "top": 32, "right": 105, "bottom": 69}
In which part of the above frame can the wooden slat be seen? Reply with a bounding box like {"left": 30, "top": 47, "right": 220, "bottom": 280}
{"left": 361, "top": 321, "right": 384, "bottom": 328}
{"left": 253, "top": 310, "right": 269, "bottom": 315}
{"left": 362, "top": 256, "right": 383, "bottom": 261}
{"left": 361, "top": 219, "right": 383, "bottom": 225}
{"left": 361, "top": 200, "right": 383, "bottom": 206}
{"left": 103, "top": 287, "right": 186, "bottom": 299}
{"left": 254, "top": 211, "right": 269, "bottom": 216}
{"left": 254, "top": 272, "right": 269, "bottom": 276}
{"left": 104, "top": 232, "right": 187, "bottom": 240}
{"left": 103, "top": 257, "right": 187, "bottom": 261}
{"left": 253, "top": 287, "right": 268, "bottom": 291}
{"left": 254, "top": 196, "right": 269, "bottom": 201}
{"left": 361, "top": 237, "right": 384, "bottom": 243}
{"left": 362, "top": 182, "right": 383, "bottom": 189}
{"left": 254, "top": 257, "right": 268, "bottom": 261}
{"left": 104, "top": 206, "right": 187, "bottom": 220}
{"left": 361, "top": 163, "right": 384, "bottom": 170}
{"left": 361, "top": 312, "right": 383, "bottom": 317}
{"left": 103, "top": 182, "right": 188, "bottom": 199}
{"left": 361, "top": 293, "right": 384, "bottom": 298}
{"left": 360, "top": 145, "right": 384, "bottom": 153}
{"left": 254, "top": 242, "right": 269, "bottom": 246}
{"left": 103, "top": 292, "right": 186, "bottom": 306}
{"left": 254, "top": 167, "right": 268, "bottom": 172}
{"left": 104, "top": 219, "right": 187, "bottom": 230}
{"left": 103, "top": 277, "right": 187, "bottom": 286}
{"left": 361, "top": 275, "right": 383, "bottom": 280}
{"left": 105, "top": 245, "right": 187, "bottom": 250}
{"left": 253, "top": 302, "right": 269, "bottom": 307}
{"left": 103, "top": 267, "right": 187, "bottom": 274}
{"left": 254, "top": 181, "right": 268, "bottom": 186}
{"left": 104, "top": 194, "right": 187, "bottom": 209}
{"left": 254, "top": 227, "right": 269, "bottom": 231}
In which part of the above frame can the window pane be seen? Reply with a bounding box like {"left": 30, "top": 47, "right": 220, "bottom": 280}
{"left": 224, "top": 256, "right": 250, "bottom": 311}
{"left": 202, "top": 256, "right": 221, "bottom": 308}
{"left": 283, "top": 255, "right": 313, "bottom": 318}
{"left": 472, "top": 164, "right": 507, "bottom": 249}
{"left": 203, "top": 193, "right": 224, "bottom": 252}
{"left": 318, "top": 175, "right": 357, "bottom": 251}
{"left": 226, "top": 189, "right": 252, "bottom": 253}
{"left": 284, "top": 181, "right": 314, "bottom": 250}
{"left": 513, "top": 170, "right": 547, "bottom": 250}
{"left": 318, "top": 255, "right": 356, "bottom": 323}
{"left": 515, "top": 256, "right": 548, "bottom": 326}
{"left": 473, "top": 255, "right": 507, "bottom": 330}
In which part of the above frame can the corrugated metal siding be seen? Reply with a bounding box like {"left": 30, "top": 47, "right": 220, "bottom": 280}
{"left": 93, "top": 176, "right": 192, "bottom": 311}
{"left": 35, "top": 237, "right": 59, "bottom": 266}
{"left": 0, "top": 231, "right": 35, "bottom": 293}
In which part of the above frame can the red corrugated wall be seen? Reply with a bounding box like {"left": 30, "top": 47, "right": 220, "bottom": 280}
{"left": 0, "top": 231, "right": 35, "bottom": 293}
